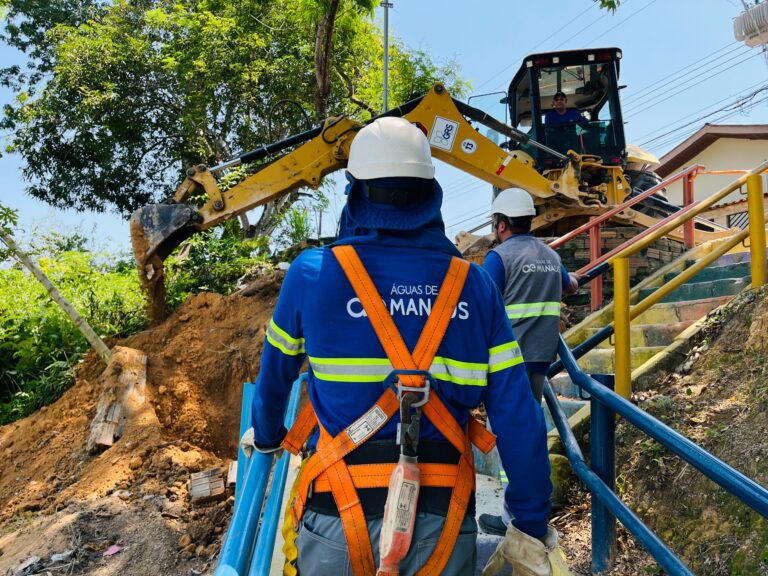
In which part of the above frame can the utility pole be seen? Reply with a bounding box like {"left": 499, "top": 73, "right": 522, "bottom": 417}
{"left": 381, "top": 1, "right": 393, "bottom": 111}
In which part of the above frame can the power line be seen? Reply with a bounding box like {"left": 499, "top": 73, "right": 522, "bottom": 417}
{"left": 578, "top": 0, "right": 660, "bottom": 47}
{"left": 440, "top": 172, "right": 482, "bottom": 195}
{"left": 633, "top": 78, "right": 768, "bottom": 141}
{"left": 645, "top": 94, "right": 768, "bottom": 153}
{"left": 472, "top": 3, "right": 600, "bottom": 93}
{"left": 444, "top": 204, "right": 490, "bottom": 229}
{"left": 623, "top": 48, "right": 756, "bottom": 114}
{"left": 625, "top": 51, "right": 761, "bottom": 117}
{"left": 552, "top": 4, "right": 617, "bottom": 50}
{"left": 622, "top": 43, "right": 746, "bottom": 106}
{"left": 442, "top": 181, "right": 488, "bottom": 203}
{"left": 637, "top": 81, "right": 768, "bottom": 146}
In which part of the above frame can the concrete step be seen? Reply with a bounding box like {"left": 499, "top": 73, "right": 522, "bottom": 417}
{"left": 632, "top": 295, "right": 732, "bottom": 324}
{"left": 662, "top": 261, "right": 752, "bottom": 284}
{"left": 549, "top": 373, "right": 583, "bottom": 398}
{"left": 638, "top": 276, "right": 749, "bottom": 303}
{"left": 586, "top": 321, "right": 694, "bottom": 349}
{"left": 578, "top": 346, "right": 666, "bottom": 374}
{"left": 712, "top": 251, "right": 752, "bottom": 267}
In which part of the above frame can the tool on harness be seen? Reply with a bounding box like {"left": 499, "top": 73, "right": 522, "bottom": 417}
{"left": 378, "top": 371, "right": 432, "bottom": 575}
{"left": 389, "top": 369, "right": 433, "bottom": 457}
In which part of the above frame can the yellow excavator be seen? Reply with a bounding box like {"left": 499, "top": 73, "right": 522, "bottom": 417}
{"left": 130, "top": 47, "right": 726, "bottom": 320}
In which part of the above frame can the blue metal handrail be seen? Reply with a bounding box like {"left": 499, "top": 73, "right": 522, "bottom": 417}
{"left": 543, "top": 374, "right": 691, "bottom": 575}
{"left": 551, "top": 335, "right": 768, "bottom": 573}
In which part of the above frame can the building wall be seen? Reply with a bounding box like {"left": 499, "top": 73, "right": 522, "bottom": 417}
{"left": 662, "top": 138, "right": 767, "bottom": 210}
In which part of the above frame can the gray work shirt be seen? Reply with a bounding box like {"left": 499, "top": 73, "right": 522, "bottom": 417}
{"left": 490, "top": 235, "right": 564, "bottom": 365}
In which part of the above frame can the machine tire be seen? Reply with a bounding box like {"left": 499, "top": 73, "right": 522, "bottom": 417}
{"left": 625, "top": 169, "right": 667, "bottom": 199}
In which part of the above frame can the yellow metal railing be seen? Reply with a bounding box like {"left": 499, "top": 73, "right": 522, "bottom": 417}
{"left": 610, "top": 160, "right": 768, "bottom": 398}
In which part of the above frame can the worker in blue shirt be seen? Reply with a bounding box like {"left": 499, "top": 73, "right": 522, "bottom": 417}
{"left": 544, "top": 91, "right": 587, "bottom": 125}
{"left": 241, "top": 118, "right": 565, "bottom": 575}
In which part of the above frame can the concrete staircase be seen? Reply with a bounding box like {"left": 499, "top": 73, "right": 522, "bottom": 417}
{"left": 557, "top": 245, "right": 755, "bottom": 393}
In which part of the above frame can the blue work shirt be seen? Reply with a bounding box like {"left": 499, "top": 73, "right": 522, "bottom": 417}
{"left": 252, "top": 228, "right": 552, "bottom": 538}
{"left": 544, "top": 108, "right": 586, "bottom": 125}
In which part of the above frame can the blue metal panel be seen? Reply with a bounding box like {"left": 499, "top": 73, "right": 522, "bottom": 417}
{"left": 216, "top": 375, "right": 305, "bottom": 576}
{"left": 236, "top": 383, "right": 256, "bottom": 503}
{"left": 248, "top": 375, "right": 305, "bottom": 575}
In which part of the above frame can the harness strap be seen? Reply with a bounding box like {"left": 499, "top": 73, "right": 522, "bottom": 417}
{"left": 290, "top": 390, "right": 400, "bottom": 531}
{"left": 313, "top": 462, "right": 460, "bottom": 492}
{"left": 321, "top": 424, "right": 377, "bottom": 575}
{"left": 284, "top": 404, "right": 496, "bottom": 457}
{"left": 333, "top": 246, "right": 476, "bottom": 576}
{"left": 332, "top": 245, "right": 466, "bottom": 387}
{"left": 284, "top": 245, "right": 476, "bottom": 576}
{"left": 416, "top": 438, "right": 475, "bottom": 576}
{"left": 282, "top": 402, "right": 317, "bottom": 455}
{"left": 469, "top": 417, "right": 495, "bottom": 454}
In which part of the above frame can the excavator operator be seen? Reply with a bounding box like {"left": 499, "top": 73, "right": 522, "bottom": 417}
{"left": 241, "top": 117, "right": 565, "bottom": 575}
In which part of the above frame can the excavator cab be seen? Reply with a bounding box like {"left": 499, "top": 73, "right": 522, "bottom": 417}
{"left": 507, "top": 47, "right": 626, "bottom": 171}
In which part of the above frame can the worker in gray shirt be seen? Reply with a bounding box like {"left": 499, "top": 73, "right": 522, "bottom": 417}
{"left": 479, "top": 187, "right": 581, "bottom": 537}
{"left": 482, "top": 187, "right": 581, "bottom": 404}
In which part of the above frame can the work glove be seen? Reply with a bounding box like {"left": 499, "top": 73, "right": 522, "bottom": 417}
{"left": 239, "top": 427, "right": 284, "bottom": 459}
{"left": 482, "top": 523, "right": 571, "bottom": 576}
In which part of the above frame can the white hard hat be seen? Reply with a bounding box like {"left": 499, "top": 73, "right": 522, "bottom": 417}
{"left": 491, "top": 187, "right": 536, "bottom": 217}
{"left": 347, "top": 117, "right": 435, "bottom": 180}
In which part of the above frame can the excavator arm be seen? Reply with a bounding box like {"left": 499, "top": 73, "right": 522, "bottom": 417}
{"left": 130, "top": 84, "right": 718, "bottom": 322}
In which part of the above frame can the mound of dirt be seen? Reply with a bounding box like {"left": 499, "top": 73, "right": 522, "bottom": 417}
{"left": 124, "top": 279, "right": 281, "bottom": 456}
{"left": 614, "top": 287, "right": 768, "bottom": 575}
{"left": 0, "top": 271, "right": 283, "bottom": 575}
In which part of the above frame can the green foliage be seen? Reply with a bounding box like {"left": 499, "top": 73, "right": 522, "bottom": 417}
{"left": 0, "top": 248, "right": 146, "bottom": 424}
{"left": 597, "top": 0, "right": 621, "bottom": 12}
{"left": 1, "top": 0, "right": 462, "bottom": 219}
{"left": 281, "top": 207, "right": 313, "bottom": 247}
{"left": 0, "top": 202, "right": 19, "bottom": 261}
{"left": 270, "top": 187, "right": 330, "bottom": 249}
{"left": 164, "top": 220, "right": 269, "bottom": 307}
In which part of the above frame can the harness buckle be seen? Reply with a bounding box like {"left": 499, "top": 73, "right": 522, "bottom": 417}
{"left": 383, "top": 369, "right": 435, "bottom": 408}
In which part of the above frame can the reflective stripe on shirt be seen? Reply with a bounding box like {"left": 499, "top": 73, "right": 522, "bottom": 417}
{"left": 505, "top": 301, "right": 561, "bottom": 319}
{"left": 309, "top": 356, "right": 489, "bottom": 386}
{"left": 266, "top": 318, "right": 305, "bottom": 356}
{"left": 488, "top": 341, "right": 524, "bottom": 373}
{"left": 309, "top": 341, "right": 524, "bottom": 385}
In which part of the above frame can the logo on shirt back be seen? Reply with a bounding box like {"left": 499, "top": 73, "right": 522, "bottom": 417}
{"left": 521, "top": 259, "right": 560, "bottom": 273}
{"left": 346, "top": 283, "right": 470, "bottom": 319}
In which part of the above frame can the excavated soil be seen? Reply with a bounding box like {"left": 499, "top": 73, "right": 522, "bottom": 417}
{"left": 0, "top": 271, "right": 283, "bottom": 575}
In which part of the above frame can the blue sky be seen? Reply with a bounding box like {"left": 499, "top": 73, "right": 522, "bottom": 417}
{"left": 1, "top": 0, "right": 767, "bottom": 252}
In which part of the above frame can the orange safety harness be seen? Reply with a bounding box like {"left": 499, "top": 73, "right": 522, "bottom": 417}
{"left": 281, "top": 245, "right": 496, "bottom": 576}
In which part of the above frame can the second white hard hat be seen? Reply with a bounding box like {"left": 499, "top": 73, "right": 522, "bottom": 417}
{"left": 347, "top": 117, "right": 435, "bottom": 180}
{"left": 490, "top": 187, "right": 536, "bottom": 217}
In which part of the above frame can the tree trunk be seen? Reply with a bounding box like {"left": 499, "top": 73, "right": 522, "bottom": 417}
{"left": 314, "top": 0, "right": 341, "bottom": 120}
{"left": 0, "top": 228, "right": 111, "bottom": 364}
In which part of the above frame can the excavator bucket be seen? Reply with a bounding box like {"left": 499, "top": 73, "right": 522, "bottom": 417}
{"left": 130, "top": 202, "right": 199, "bottom": 324}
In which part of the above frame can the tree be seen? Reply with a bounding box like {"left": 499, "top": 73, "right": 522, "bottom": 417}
{"left": 0, "top": 0, "right": 467, "bottom": 232}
